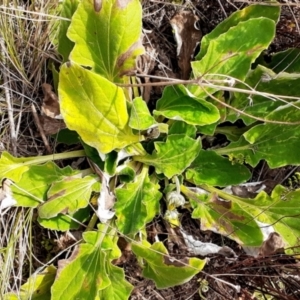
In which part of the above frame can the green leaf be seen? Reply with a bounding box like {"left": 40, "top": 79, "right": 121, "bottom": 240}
{"left": 196, "top": 4, "right": 280, "bottom": 60}
{"left": 11, "top": 162, "right": 76, "bottom": 207}
{"left": 115, "top": 167, "right": 161, "bottom": 235}
{"left": 135, "top": 134, "right": 201, "bottom": 179}
{"left": 104, "top": 151, "right": 118, "bottom": 175}
{"left": 154, "top": 85, "right": 220, "bottom": 125}
{"left": 38, "top": 175, "right": 100, "bottom": 219}
{"left": 0, "top": 152, "right": 51, "bottom": 182}
{"left": 186, "top": 150, "right": 251, "bottom": 187}
{"left": 57, "top": 0, "right": 79, "bottom": 62}
{"left": 4, "top": 266, "right": 56, "bottom": 300}
{"left": 51, "top": 226, "right": 118, "bottom": 299}
{"left": 132, "top": 241, "right": 205, "bottom": 289}
{"left": 59, "top": 63, "right": 141, "bottom": 154}
{"left": 67, "top": 0, "right": 144, "bottom": 81}
{"left": 227, "top": 65, "right": 300, "bottom": 124}
{"left": 190, "top": 18, "right": 276, "bottom": 97}
{"left": 98, "top": 264, "right": 133, "bottom": 300}
{"left": 38, "top": 208, "right": 90, "bottom": 231}
{"left": 169, "top": 121, "right": 197, "bottom": 138}
{"left": 267, "top": 48, "right": 300, "bottom": 73}
{"left": 220, "top": 122, "right": 300, "bottom": 168}
{"left": 181, "top": 186, "right": 263, "bottom": 246}
{"left": 129, "top": 97, "right": 156, "bottom": 130}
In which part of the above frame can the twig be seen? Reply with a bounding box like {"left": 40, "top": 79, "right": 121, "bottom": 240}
{"left": 117, "top": 75, "right": 300, "bottom": 125}
{"left": 31, "top": 104, "right": 52, "bottom": 154}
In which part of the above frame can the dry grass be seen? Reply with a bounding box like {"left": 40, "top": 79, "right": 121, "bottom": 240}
{"left": 0, "top": 0, "right": 60, "bottom": 156}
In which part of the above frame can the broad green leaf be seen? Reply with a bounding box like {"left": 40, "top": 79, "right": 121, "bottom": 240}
{"left": 57, "top": 0, "right": 79, "bottom": 62}
{"left": 169, "top": 121, "right": 196, "bottom": 138}
{"left": 51, "top": 226, "right": 116, "bottom": 299}
{"left": 11, "top": 162, "right": 76, "bottom": 207}
{"left": 0, "top": 152, "right": 55, "bottom": 183}
{"left": 4, "top": 266, "right": 56, "bottom": 300}
{"left": 67, "top": 0, "right": 144, "bottom": 81}
{"left": 98, "top": 264, "right": 133, "bottom": 300}
{"left": 129, "top": 97, "right": 156, "bottom": 130}
{"left": 134, "top": 134, "right": 201, "bottom": 179}
{"left": 38, "top": 208, "right": 90, "bottom": 231}
{"left": 267, "top": 48, "right": 300, "bottom": 73}
{"left": 190, "top": 18, "right": 276, "bottom": 98}
{"left": 132, "top": 241, "right": 205, "bottom": 289}
{"left": 227, "top": 65, "right": 300, "bottom": 124}
{"left": 115, "top": 167, "right": 161, "bottom": 235}
{"left": 219, "top": 122, "right": 300, "bottom": 168}
{"left": 59, "top": 63, "right": 141, "bottom": 154}
{"left": 196, "top": 4, "right": 280, "bottom": 60}
{"left": 38, "top": 175, "right": 100, "bottom": 219}
{"left": 181, "top": 186, "right": 263, "bottom": 246}
{"left": 154, "top": 85, "right": 220, "bottom": 125}
{"left": 186, "top": 150, "right": 251, "bottom": 187}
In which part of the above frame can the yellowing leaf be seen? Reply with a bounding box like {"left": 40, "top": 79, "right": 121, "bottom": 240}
{"left": 38, "top": 174, "right": 100, "bottom": 219}
{"left": 67, "top": 0, "right": 144, "bottom": 81}
{"left": 59, "top": 63, "right": 141, "bottom": 154}
{"left": 132, "top": 241, "right": 205, "bottom": 289}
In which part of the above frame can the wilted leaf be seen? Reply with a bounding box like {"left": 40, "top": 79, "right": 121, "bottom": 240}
{"left": 38, "top": 174, "right": 100, "bottom": 219}
{"left": 67, "top": 0, "right": 144, "bottom": 81}
{"left": 135, "top": 134, "right": 201, "bottom": 178}
{"left": 170, "top": 11, "right": 202, "bottom": 79}
{"left": 11, "top": 162, "right": 76, "bottom": 208}
{"left": 0, "top": 179, "right": 17, "bottom": 214}
{"left": 115, "top": 167, "right": 161, "bottom": 235}
{"left": 237, "top": 185, "right": 300, "bottom": 251}
{"left": 181, "top": 186, "right": 263, "bottom": 246}
{"left": 41, "top": 83, "right": 61, "bottom": 119}
{"left": 132, "top": 241, "right": 205, "bottom": 289}
{"left": 59, "top": 63, "right": 141, "bottom": 154}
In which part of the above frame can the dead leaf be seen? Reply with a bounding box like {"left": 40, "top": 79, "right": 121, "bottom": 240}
{"left": 170, "top": 10, "right": 202, "bottom": 79}
{"left": 0, "top": 178, "right": 17, "bottom": 214}
{"left": 41, "top": 83, "right": 62, "bottom": 119}
{"left": 259, "top": 232, "right": 285, "bottom": 257}
{"left": 39, "top": 115, "right": 66, "bottom": 135}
